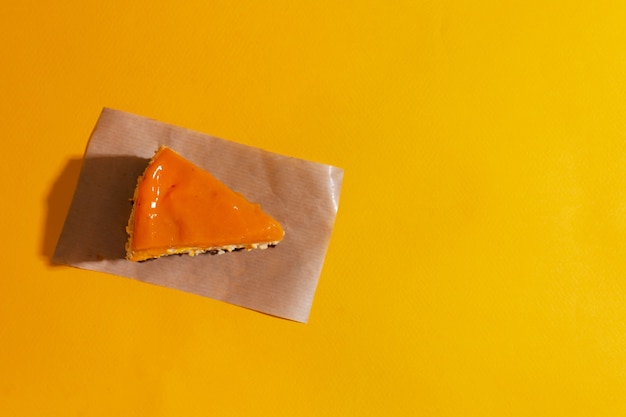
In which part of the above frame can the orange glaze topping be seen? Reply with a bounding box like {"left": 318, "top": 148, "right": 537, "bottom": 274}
{"left": 126, "top": 146, "right": 284, "bottom": 261}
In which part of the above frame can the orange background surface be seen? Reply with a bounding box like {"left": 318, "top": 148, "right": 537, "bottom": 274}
{"left": 3, "top": 1, "right": 626, "bottom": 415}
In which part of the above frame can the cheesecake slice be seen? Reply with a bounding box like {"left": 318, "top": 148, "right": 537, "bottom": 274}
{"left": 126, "top": 146, "right": 284, "bottom": 262}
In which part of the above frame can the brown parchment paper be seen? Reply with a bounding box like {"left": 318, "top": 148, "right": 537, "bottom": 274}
{"left": 53, "top": 108, "right": 343, "bottom": 323}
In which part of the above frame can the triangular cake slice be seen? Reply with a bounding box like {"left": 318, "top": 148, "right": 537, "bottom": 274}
{"left": 126, "top": 146, "right": 284, "bottom": 262}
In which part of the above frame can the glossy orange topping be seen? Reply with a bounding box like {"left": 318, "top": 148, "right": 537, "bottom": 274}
{"left": 126, "top": 146, "right": 284, "bottom": 261}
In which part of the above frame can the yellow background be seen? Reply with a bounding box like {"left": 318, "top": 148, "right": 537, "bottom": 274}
{"left": 3, "top": 0, "right": 626, "bottom": 415}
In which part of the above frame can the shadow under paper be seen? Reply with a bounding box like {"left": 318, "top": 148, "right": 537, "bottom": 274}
{"left": 41, "top": 157, "right": 83, "bottom": 263}
{"left": 49, "top": 156, "right": 149, "bottom": 265}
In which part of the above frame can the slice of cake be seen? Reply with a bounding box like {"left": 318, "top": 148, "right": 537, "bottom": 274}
{"left": 126, "top": 145, "right": 285, "bottom": 262}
